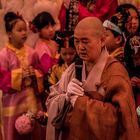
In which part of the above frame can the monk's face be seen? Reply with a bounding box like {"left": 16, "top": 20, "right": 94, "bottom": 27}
{"left": 74, "top": 28, "right": 105, "bottom": 63}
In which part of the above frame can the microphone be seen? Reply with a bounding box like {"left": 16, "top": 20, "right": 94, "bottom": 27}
{"left": 75, "top": 58, "right": 83, "bottom": 82}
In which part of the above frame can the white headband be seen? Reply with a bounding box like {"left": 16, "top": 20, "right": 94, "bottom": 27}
{"left": 103, "top": 20, "right": 123, "bottom": 35}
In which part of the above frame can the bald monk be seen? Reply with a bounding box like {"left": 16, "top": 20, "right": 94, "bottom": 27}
{"left": 46, "top": 17, "right": 140, "bottom": 140}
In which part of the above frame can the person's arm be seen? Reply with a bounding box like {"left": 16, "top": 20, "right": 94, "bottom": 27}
{"left": 72, "top": 75, "right": 139, "bottom": 140}
{"left": 0, "top": 67, "right": 28, "bottom": 93}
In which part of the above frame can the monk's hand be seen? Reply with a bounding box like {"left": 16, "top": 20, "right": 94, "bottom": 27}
{"left": 66, "top": 78, "right": 84, "bottom": 107}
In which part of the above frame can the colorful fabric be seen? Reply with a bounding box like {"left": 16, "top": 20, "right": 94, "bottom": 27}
{"left": 48, "top": 63, "right": 68, "bottom": 85}
{"left": 0, "top": 44, "right": 45, "bottom": 140}
{"left": 67, "top": 0, "right": 79, "bottom": 31}
{"left": 59, "top": 0, "right": 118, "bottom": 31}
{"left": 111, "top": 47, "right": 124, "bottom": 57}
{"left": 110, "top": 47, "right": 125, "bottom": 65}
{"left": 34, "top": 39, "right": 58, "bottom": 74}
{"left": 103, "top": 8, "right": 129, "bottom": 37}
{"left": 103, "top": 20, "right": 123, "bottom": 35}
{"left": 129, "top": 34, "right": 140, "bottom": 54}
{"left": 6, "top": 43, "right": 28, "bottom": 68}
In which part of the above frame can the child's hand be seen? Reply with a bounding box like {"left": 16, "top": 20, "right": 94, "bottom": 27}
{"left": 131, "top": 76, "right": 140, "bottom": 88}
{"left": 22, "top": 66, "right": 35, "bottom": 78}
{"left": 29, "top": 66, "right": 35, "bottom": 76}
{"left": 22, "top": 67, "right": 30, "bottom": 79}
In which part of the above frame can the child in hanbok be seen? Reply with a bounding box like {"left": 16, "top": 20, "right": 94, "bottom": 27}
{"left": 30, "top": 11, "right": 59, "bottom": 75}
{"left": 48, "top": 31, "right": 77, "bottom": 86}
{"left": 103, "top": 9, "right": 129, "bottom": 65}
{"left": 0, "top": 11, "right": 45, "bottom": 140}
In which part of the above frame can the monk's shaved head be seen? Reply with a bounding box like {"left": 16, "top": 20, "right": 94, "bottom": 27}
{"left": 75, "top": 17, "right": 104, "bottom": 37}
{"left": 74, "top": 17, "right": 106, "bottom": 63}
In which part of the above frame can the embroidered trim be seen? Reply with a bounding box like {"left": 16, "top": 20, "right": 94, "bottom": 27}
{"left": 6, "top": 43, "right": 28, "bottom": 67}
{"left": 67, "top": 0, "right": 79, "bottom": 31}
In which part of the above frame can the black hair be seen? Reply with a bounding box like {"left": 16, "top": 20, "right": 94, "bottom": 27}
{"left": 110, "top": 30, "right": 125, "bottom": 46}
{"left": 116, "top": 3, "right": 140, "bottom": 18}
{"left": 112, "top": 8, "right": 129, "bottom": 33}
{"left": 116, "top": 3, "right": 140, "bottom": 37}
{"left": 54, "top": 31, "right": 78, "bottom": 66}
{"left": 57, "top": 36, "right": 75, "bottom": 53}
{"left": 4, "top": 11, "right": 24, "bottom": 32}
{"left": 31, "top": 11, "right": 56, "bottom": 32}
{"left": 54, "top": 31, "right": 75, "bottom": 51}
{"left": 106, "top": 8, "right": 129, "bottom": 46}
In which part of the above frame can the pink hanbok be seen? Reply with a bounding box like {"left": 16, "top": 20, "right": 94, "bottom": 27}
{"left": 34, "top": 39, "right": 58, "bottom": 75}
{"left": 0, "top": 43, "right": 45, "bottom": 140}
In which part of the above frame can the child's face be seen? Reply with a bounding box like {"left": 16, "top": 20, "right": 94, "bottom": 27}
{"left": 60, "top": 47, "right": 76, "bottom": 65}
{"left": 39, "top": 24, "right": 56, "bottom": 40}
{"left": 104, "top": 29, "right": 119, "bottom": 53}
{"left": 126, "top": 8, "right": 139, "bottom": 35}
{"left": 8, "top": 20, "right": 27, "bottom": 46}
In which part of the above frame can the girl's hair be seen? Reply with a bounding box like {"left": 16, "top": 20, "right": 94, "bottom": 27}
{"left": 116, "top": 3, "right": 140, "bottom": 35}
{"left": 4, "top": 12, "right": 24, "bottom": 32}
{"left": 55, "top": 31, "right": 75, "bottom": 52}
{"left": 103, "top": 8, "right": 129, "bottom": 46}
{"left": 55, "top": 31, "right": 78, "bottom": 66}
{"left": 111, "top": 8, "right": 129, "bottom": 46}
{"left": 31, "top": 11, "right": 56, "bottom": 33}
{"left": 116, "top": 3, "right": 139, "bottom": 17}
